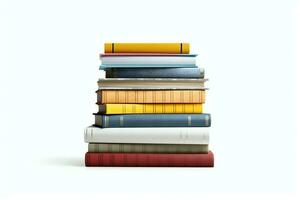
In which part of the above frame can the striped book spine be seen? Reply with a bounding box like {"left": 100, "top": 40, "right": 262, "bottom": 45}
{"left": 85, "top": 152, "right": 214, "bottom": 167}
{"left": 94, "top": 114, "right": 211, "bottom": 128}
{"left": 88, "top": 143, "right": 209, "bottom": 153}
{"left": 105, "top": 68, "right": 204, "bottom": 78}
{"left": 98, "top": 104, "right": 203, "bottom": 114}
{"left": 97, "top": 90, "right": 206, "bottom": 104}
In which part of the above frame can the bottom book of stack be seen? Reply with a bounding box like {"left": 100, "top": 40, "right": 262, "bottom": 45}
{"left": 84, "top": 126, "right": 214, "bottom": 167}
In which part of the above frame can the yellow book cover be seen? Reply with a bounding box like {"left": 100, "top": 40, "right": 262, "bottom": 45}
{"left": 98, "top": 90, "right": 205, "bottom": 104}
{"left": 104, "top": 43, "right": 189, "bottom": 54}
{"left": 98, "top": 104, "right": 203, "bottom": 114}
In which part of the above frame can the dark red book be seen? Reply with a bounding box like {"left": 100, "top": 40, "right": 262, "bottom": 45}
{"left": 85, "top": 151, "right": 214, "bottom": 167}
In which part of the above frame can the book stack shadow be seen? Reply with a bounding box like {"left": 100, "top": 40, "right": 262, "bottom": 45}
{"left": 84, "top": 43, "right": 214, "bottom": 167}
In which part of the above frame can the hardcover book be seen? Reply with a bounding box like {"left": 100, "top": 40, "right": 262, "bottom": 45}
{"left": 97, "top": 90, "right": 206, "bottom": 104}
{"left": 97, "top": 104, "right": 203, "bottom": 114}
{"left": 85, "top": 151, "right": 214, "bottom": 167}
{"left": 88, "top": 143, "right": 209, "bottom": 153}
{"left": 84, "top": 126, "right": 209, "bottom": 144}
{"left": 94, "top": 114, "right": 211, "bottom": 128}
{"left": 105, "top": 68, "right": 204, "bottom": 78}
{"left": 104, "top": 43, "right": 190, "bottom": 54}
{"left": 100, "top": 54, "right": 196, "bottom": 66}
{"left": 97, "top": 78, "right": 207, "bottom": 90}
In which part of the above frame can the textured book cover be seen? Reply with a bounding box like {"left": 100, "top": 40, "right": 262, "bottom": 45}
{"left": 94, "top": 114, "right": 211, "bottom": 128}
{"left": 84, "top": 126, "right": 209, "bottom": 144}
{"left": 97, "top": 104, "right": 203, "bottom": 114}
{"left": 85, "top": 151, "right": 214, "bottom": 167}
{"left": 88, "top": 143, "right": 209, "bottom": 153}
{"left": 104, "top": 43, "right": 189, "bottom": 54}
{"left": 97, "top": 90, "right": 206, "bottom": 104}
{"left": 97, "top": 78, "right": 207, "bottom": 90}
{"left": 105, "top": 68, "right": 204, "bottom": 78}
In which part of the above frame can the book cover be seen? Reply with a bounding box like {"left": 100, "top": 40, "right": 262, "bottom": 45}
{"left": 97, "top": 78, "right": 206, "bottom": 90}
{"left": 97, "top": 90, "right": 206, "bottom": 104}
{"left": 85, "top": 151, "right": 214, "bottom": 167}
{"left": 100, "top": 64, "right": 197, "bottom": 69}
{"left": 105, "top": 68, "right": 204, "bottom": 78}
{"left": 104, "top": 43, "right": 189, "bottom": 54}
{"left": 88, "top": 143, "right": 209, "bottom": 153}
{"left": 97, "top": 104, "right": 203, "bottom": 114}
{"left": 100, "top": 55, "right": 196, "bottom": 66}
{"left": 84, "top": 126, "right": 209, "bottom": 144}
{"left": 94, "top": 114, "right": 211, "bottom": 128}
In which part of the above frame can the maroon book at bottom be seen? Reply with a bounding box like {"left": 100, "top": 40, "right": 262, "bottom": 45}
{"left": 85, "top": 151, "right": 214, "bottom": 167}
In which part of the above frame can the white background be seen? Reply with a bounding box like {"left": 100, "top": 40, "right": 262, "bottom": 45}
{"left": 0, "top": 0, "right": 299, "bottom": 199}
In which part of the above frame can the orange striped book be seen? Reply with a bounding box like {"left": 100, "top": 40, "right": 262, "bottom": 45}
{"left": 97, "top": 90, "right": 205, "bottom": 104}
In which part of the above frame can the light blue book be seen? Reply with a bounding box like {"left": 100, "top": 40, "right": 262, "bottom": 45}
{"left": 100, "top": 64, "right": 197, "bottom": 69}
{"left": 100, "top": 54, "right": 197, "bottom": 69}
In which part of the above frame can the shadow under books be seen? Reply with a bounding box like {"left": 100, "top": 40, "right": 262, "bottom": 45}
{"left": 43, "top": 156, "right": 83, "bottom": 167}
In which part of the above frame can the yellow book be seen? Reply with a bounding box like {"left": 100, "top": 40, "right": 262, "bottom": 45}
{"left": 98, "top": 104, "right": 203, "bottom": 114}
{"left": 104, "top": 43, "right": 189, "bottom": 54}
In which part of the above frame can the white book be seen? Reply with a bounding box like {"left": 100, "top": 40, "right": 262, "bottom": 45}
{"left": 100, "top": 55, "right": 196, "bottom": 65}
{"left": 84, "top": 126, "right": 209, "bottom": 144}
{"left": 97, "top": 78, "right": 207, "bottom": 90}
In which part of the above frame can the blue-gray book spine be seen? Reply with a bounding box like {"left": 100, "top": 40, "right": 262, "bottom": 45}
{"left": 95, "top": 114, "right": 211, "bottom": 128}
{"left": 105, "top": 68, "right": 204, "bottom": 78}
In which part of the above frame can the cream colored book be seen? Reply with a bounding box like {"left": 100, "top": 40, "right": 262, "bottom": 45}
{"left": 84, "top": 126, "right": 209, "bottom": 144}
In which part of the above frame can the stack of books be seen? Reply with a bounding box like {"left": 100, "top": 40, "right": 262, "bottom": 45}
{"left": 84, "top": 43, "right": 214, "bottom": 167}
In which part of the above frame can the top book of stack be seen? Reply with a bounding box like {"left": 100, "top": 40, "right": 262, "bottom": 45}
{"left": 104, "top": 43, "right": 190, "bottom": 54}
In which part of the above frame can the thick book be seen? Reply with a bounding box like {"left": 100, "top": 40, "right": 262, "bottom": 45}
{"left": 85, "top": 151, "right": 214, "bottom": 167}
{"left": 100, "top": 54, "right": 196, "bottom": 67}
{"left": 97, "top": 90, "right": 206, "bottom": 104}
{"left": 97, "top": 78, "right": 207, "bottom": 90}
{"left": 94, "top": 114, "right": 211, "bottom": 128}
{"left": 105, "top": 68, "right": 204, "bottom": 78}
{"left": 104, "top": 43, "right": 190, "bottom": 54}
{"left": 84, "top": 126, "right": 209, "bottom": 144}
{"left": 88, "top": 143, "right": 209, "bottom": 153}
{"left": 97, "top": 104, "right": 203, "bottom": 114}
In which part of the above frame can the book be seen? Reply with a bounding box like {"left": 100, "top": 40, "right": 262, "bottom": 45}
{"left": 104, "top": 43, "right": 190, "bottom": 54}
{"left": 97, "top": 78, "right": 207, "bottom": 90}
{"left": 88, "top": 143, "right": 209, "bottom": 153}
{"left": 105, "top": 68, "right": 204, "bottom": 78}
{"left": 97, "top": 104, "right": 203, "bottom": 114}
{"left": 84, "top": 126, "right": 209, "bottom": 144}
{"left": 85, "top": 151, "right": 214, "bottom": 167}
{"left": 94, "top": 114, "right": 211, "bottom": 128}
{"left": 100, "top": 54, "right": 196, "bottom": 66}
{"left": 97, "top": 90, "right": 206, "bottom": 104}
{"left": 100, "top": 64, "right": 197, "bottom": 69}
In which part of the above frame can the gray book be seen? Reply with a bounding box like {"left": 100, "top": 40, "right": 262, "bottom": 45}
{"left": 88, "top": 143, "right": 209, "bottom": 153}
{"left": 97, "top": 78, "right": 208, "bottom": 90}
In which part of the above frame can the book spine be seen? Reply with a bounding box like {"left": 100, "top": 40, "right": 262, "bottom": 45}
{"left": 88, "top": 143, "right": 209, "bottom": 153}
{"left": 84, "top": 127, "right": 209, "bottom": 144}
{"left": 96, "top": 114, "right": 211, "bottom": 128}
{"left": 105, "top": 68, "right": 204, "bottom": 78}
{"left": 85, "top": 152, "right": 214, "bottom": 167}
{"left": 99, "top": 90, "right": 205, "bottom": 104}
{"left": 98, "top": 104, "right": 203, "bottom": 114}
{"left": 104, "top": 43, "right": 189, "bottom": 54}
